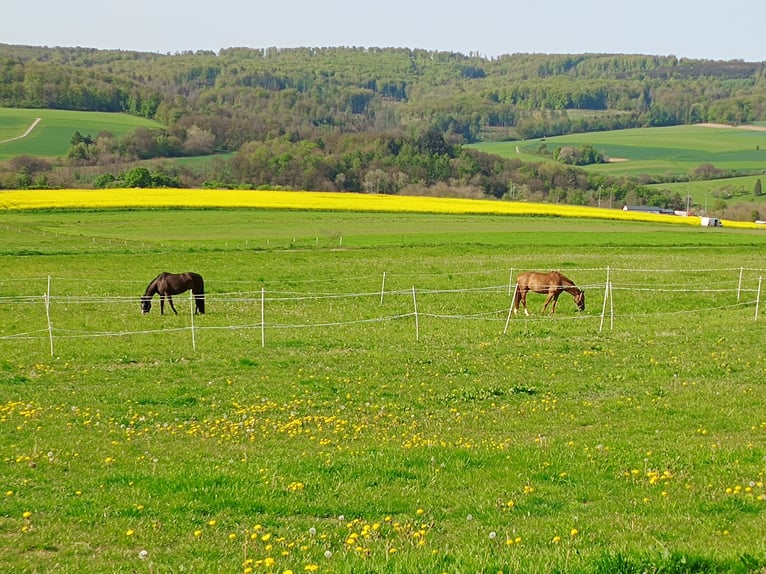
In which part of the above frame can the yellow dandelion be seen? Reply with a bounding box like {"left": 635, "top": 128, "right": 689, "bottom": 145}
{"left": 552, "top": 536, "right": 561, "bottom": 544}
{"left": 126, "top": 529, "right": 135, "bottom": 536}
{"left": 194, "top": 530, "right": 202, "bottom": 537}
{"left": 570, "top": 528, "right": 579, "bottom": 537}
{"left": 22, "top": 511, "right": 32, "bottom": 519}
{"left": 304, "top": 565, "right": 319, "bottom": 572}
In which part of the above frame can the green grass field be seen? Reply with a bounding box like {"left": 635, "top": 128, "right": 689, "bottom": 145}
{"left": 2, "top": 208, "right": 766, "bottom": 573}
{"left": 647, "top": 175, "right": 765, "bottom": 208}
{"left": 0, "top": 108, "right": 163, "bottom": 160}
{"left": 471, "top": 124, "right": 766, "bottom": 178}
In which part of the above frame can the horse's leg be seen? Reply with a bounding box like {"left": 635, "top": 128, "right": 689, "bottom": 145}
{"left": 160, "top": 295, "right": 165, "bottom": 315}
{"left": 546, "top": 292, "right": 561, "bottom": 315}
{"left": 521, "top": 290, "right": 530, "bottom": 316}
{"left": 168, "top": 295, "right": 178, "bottom": 315}
{"left": 542, "top": 292, "right": 553, "bottom": 314}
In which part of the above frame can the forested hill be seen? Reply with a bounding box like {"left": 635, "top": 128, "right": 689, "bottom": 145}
{"left": 2, "top": 44, "right": 765, "bottom": 145}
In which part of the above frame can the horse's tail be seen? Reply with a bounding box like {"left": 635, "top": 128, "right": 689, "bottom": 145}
{"left": 193, "top": 274, "right": 205, "bottom": 314}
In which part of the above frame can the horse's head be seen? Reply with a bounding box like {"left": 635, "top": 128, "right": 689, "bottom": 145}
{"left": 575, "top": 289, "right": 585, "bottom": 311}
{"left": 140, "top": 296, "right": 152, "bottom": 314}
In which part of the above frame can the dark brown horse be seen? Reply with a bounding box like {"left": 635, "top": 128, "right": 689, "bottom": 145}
{"left": 141, "top": 272, "right": 205, "bottom": 315}
{"left": 513, "top": 271, "right": 585, "bottom": 316}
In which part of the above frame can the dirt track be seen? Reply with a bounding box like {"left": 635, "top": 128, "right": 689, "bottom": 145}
{"left": 0, "top": 117, "right": 42, "bottom": 144}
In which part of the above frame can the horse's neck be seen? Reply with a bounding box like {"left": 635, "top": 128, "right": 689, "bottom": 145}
{"left": 561, "top": 279, "right": 580, "bottom": 296}
{"left": 144, "top": 281, "right": 159, "bottom": 297}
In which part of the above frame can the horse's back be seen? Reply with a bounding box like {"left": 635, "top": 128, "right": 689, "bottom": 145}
{"left": 517, "top": 270, "right": 558, "bottom": 287}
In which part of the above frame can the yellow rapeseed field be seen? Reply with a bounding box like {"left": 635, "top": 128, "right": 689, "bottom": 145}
{"left": 0, "top": 188, "right": 755, "bottom": 228}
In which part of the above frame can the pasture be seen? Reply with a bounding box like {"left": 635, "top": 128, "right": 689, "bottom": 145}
{"left": 471, "top": 124, "right": 766, "bottom": 179}
{"left": 0, "top": 108, "right": 163, "bottom": 160}
{"left": 2, "top": 207, "right": 766, "bottom": 573}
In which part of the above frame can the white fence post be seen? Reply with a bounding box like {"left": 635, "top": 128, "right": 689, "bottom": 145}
{"left": 261, "top": 287, "right": 266, "bottom": 348}
{"left": 737, "top": 267, "right": 744, "bottom": 302}
{"left": 503, "top": 284, "right": 518, "bottom": 335}
{"left": 189, "top": 291, "right": 197, "bottom": 352}
{"left": 45, "top": 275, "right": 54, "bottom": 357}
{"left": 412, "top": 286, "right": 419, "bottom": 341}
{"left": 380, "top": 272, "right": 387, "bottom": 304}
{"left": 756, "top": 277, "right": 762, "bottom": 321}
{"left": 599, "top": 267, "right": 611, "bottom": 333}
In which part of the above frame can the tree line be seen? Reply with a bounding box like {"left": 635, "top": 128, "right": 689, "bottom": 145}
{"left": 2, "top": 45, "right": 765, "bottom": 144}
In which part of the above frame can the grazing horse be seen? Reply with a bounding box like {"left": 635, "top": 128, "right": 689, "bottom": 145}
{"left": 141, "top": 272, "right": 205, "bottom": 315}
{"left": 513, "top": 271, "right": 585, "bottom": 316}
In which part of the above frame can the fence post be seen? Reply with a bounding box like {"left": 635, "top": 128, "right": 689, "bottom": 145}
{"left": 737, "top": 267, "right": 744, "bottom": 302}
{"left": 45, "top": 275, "right": 54, "bottom": 357}
{"left": 756, "top": 277, "right": 762, "bottom": 321}
{"left": 599, "top": 267, "right": 611, "bottom": 333}
{"left": 380, "top": 272, "right": 387, "bottom": 304}
{"left": 261, "top": 287, "right": 266, "bottom": 348}
{"left": 503, "top": 284, "right": 518, "bottom": 335}
{"left": 189, "top": 291, "right": 197, "bottom": 352}
{"left": 412, "top": 286, "right": 419, "bottom": 341}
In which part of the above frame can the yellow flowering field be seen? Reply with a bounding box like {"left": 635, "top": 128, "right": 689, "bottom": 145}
{"left": 1, "top": 187, "right": 756, "bottom": 228}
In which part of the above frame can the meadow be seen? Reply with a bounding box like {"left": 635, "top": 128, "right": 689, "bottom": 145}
{"left": 471, "top": 124, "right": 766, "bottom": 179}
{"left": 2, "top": 201, "right": 766, "bottom": 573}
{"left": 0, "top": 108, "right": 163, "bottom": 160}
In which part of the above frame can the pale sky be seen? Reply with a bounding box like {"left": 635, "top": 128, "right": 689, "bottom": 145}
{"left": 3, "top": 0, "right": 764, "bottom": 62}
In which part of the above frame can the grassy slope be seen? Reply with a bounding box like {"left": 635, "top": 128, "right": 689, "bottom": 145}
{"left": 0, "top": 108, "right": 163, "bottom": 160}
{"left": 471, "top": 124, "right": 766, "bottom": 177}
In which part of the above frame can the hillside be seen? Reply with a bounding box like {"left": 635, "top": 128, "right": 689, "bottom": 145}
{"left": 2, "top": 45, "right": 765, "bottom": 145}
{"left": 1, "top": 45, "right": 766, "bottom": 220}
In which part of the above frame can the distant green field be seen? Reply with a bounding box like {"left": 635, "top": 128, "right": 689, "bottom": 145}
{"left": 471, "top": 124, "right": 766, "bottom": 178}
{"left": 649, "top": 174, "right": 766, "bottom": 208}
{"left": 0, "top": 108, "right": 163, "bottom": 160}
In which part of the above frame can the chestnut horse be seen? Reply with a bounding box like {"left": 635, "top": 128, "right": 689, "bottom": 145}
{"left": 513, "top": 271, "right": 585, "bottom": 316}
{"left": 141, "top": 272, "right": 205, "bottom": 315}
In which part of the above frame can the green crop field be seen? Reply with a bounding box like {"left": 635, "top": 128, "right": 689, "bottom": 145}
{"left": 2, "top": 208, "right": 766, "bottom": 573}
{"left": 647, "top": 175, "right": 766, "bottom": 209}
{"left": 0, "top": 108, "right": 163, "bottom": 161}
{"left": 471, "top": 124, "right": 766, "bottom": 178}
